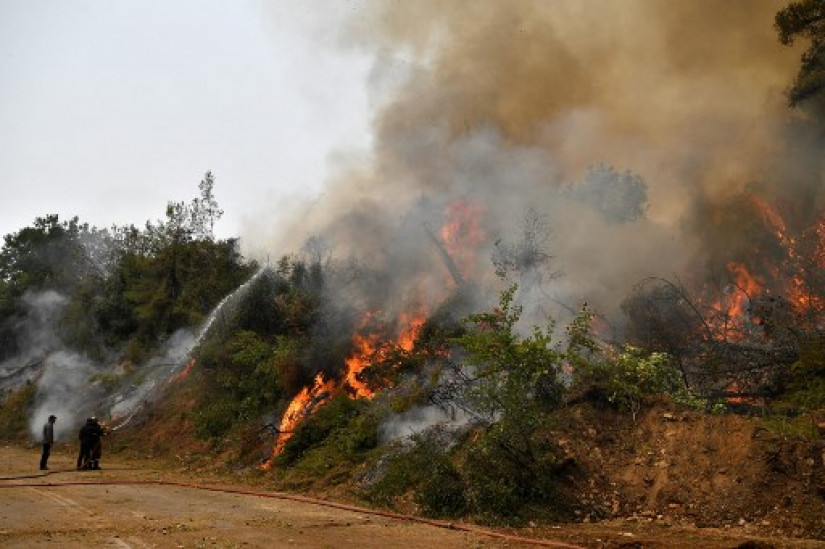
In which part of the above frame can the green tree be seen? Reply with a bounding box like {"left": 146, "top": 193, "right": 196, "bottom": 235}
{"left": 776, "top": 1, "right": 825, "bottom": 109}
{"left": 0, "top": 215, "right": 100, "bottom": 360}
{"left": 448, "top": 286, "right": 568, "bottom": 518}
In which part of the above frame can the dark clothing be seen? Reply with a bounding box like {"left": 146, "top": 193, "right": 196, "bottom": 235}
{"left": 43, "top": 422, "right": 54, "bottom": 444}
{"left": 77, "top": 420, "right": 104, "bottom": 470}
{"left": 77, "top": 441, "right": 92, "bottom": 469}
{"left": 40, "top": 419, "right": 55, "bottom": 470}
{"left": 39, "top": 443, "right": 51, "bottom": 470}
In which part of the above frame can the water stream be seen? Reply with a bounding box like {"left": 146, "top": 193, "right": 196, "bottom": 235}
{"left": 107, "top": 267, "right": 268, "bottom": 430}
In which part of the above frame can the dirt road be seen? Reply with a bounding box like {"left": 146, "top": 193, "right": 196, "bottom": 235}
{"left": 0, "top": 446, "right": 583, "bottom": 548}
{"left": 2, "top": 445, "right": 823, "bottom": 548}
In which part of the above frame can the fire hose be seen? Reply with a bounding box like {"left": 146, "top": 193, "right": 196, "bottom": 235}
{"left": 0, "top": 476, "right": 585, "bottom": 549}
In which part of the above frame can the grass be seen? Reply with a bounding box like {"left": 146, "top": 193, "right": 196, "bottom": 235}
{"left": 760, "top": 414, "right": 821, "bottom": 440}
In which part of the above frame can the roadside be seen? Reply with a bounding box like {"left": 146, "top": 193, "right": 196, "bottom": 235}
{"left": 2, "top": 444, "right": 823, "bottom": 548}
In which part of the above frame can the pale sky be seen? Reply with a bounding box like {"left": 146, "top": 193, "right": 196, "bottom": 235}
{"left": 0, "top": 0, "right": 372, "bottom": 243}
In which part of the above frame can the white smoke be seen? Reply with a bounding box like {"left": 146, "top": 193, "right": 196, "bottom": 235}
{"left": 379, "top": 403, "right": 473, "bottom": 443}
{"left": 31, "top": 349, "right": 99, "bottom": 442}
{"left": 0, "top": 291, "right": 68, "bottom": 393}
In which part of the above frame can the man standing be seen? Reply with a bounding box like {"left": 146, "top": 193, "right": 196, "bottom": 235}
{"left": 39, "top": 415, "right": 56, "bottom": 470}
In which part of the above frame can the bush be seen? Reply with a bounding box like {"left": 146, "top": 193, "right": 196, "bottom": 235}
{"left": 573, "top": 344, "right": 683, "bottom": 417}
{"left": 462, "top": 420, "right": 561, "bottom": 521}
{"left": 414, "top": 459, "right": 468, "bottom": 517}
{"left": 366, "top": 430, "right": 463, "bottom": 514}
{"left": 192, "top": 331, "right": 285, "bottom": 441}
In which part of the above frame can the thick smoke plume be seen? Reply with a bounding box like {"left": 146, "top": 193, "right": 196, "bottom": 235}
{"left": 249, "top": 0, "right": 820, "bottom": 333}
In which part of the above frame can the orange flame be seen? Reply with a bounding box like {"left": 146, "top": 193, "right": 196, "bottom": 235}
{"left": 261, "top": 372, "right": 336, "bottom": 471}
{"left": 261, "top": 312, "right": 426, "bottom": 469}
{"left": 441, "top": 200, "right": 485, "bottom": 279}
{"left": 344, "top": 332, "right": 379, "bottom": 399}
{"left": 725, "top": 261, "right": 762, "bottom": 318}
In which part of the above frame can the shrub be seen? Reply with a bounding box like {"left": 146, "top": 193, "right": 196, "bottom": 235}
{"left": 462, "top": 420, "right": 561, "bottom": 521}
{"left": 366, "top": 430, "right": 462, "bottom": 513}
{"left": 572, "top": 344, "right": 682, "bottom": 417}
{"left": 414, "top": 459, "right": 468, "bottom": 518}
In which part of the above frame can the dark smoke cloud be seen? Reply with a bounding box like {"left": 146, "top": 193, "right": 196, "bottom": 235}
{"left": 248, "top": 0, "right": 817, "bottom": 325}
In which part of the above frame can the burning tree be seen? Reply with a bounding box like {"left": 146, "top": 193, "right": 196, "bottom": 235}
{"left": 623, "top": 191, "right": 825, "bottom": 408}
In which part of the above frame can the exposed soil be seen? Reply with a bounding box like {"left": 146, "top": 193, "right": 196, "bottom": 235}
{"left": 552, "top": 400, "right": 825, "bottom": 543}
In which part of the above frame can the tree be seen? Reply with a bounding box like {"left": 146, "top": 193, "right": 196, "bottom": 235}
{"left": 0, "top": 216, "right": 99, "bottom": 360}
{"left": 776, "top": 1, "right": 825, "bottom": 109}
{"left": 190, "top": 171, "right": 224, "bottom": 241}
{"left": 568, "top": 163, "right": 649, "bottom": 224}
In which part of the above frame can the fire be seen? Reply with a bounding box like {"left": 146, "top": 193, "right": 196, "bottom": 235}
{"left": 708, "top": 195, "right": 825, "bottom": 339}
{"left": 704, "top": 194, "right": 825, "bottom": 400}
{"left": 440, "top": 200, "right": 485, "bottom": 279}
{"left": 724, "top": 261, "right": 763, "bottom": 319}
{"left": 261, "top": 372, "right": 337, "bottom": 470}
{"left": 344, "top": 332, "right": 379, "bottom": 399}
{"left": 749, "top": 195, "right": 790, "bottom": 248}
{"left": 261, "top": 312, "right": 426, "bottom": 470}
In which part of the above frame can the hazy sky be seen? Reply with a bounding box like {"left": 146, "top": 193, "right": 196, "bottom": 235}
{"left": 0, "top": 0, "right": 372, "bottom": 242}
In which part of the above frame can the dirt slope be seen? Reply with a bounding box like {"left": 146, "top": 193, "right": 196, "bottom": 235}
{"left": 555, "top": 401, "right": 825, "bottom": 540}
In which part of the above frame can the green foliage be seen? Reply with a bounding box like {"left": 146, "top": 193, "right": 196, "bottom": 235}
{"left": 115, "top": 238, "right": 252, "bottom": 348}
{"left": 367, "top": 431, "right": 466, "bottom": 518}
{"left": 384, "top": 286, "right": 568, "bottom": 521}
{"left": 572, "top": 345, "right": 682, "bottom": 415}
{"left": 462, "top": 420, "right": 561, "bottom": 522}
{"left": 193, "top": 330, "right": 283, "bottom": 441}
{"left": 0, "top": 215, "right": 100, "bottom": 360}
{"left": 453, "top": 285, "right": 565, "bottom": 422}
{"left": 0, "top": 384, "right": 36, "bottom": 441}
{"left": 779, "top": 335, "right": 825, "bottom": 410}
{"left": 775, "top": 1, "right": 825, "bottom": 109}
{"left": 413, "top": 458, "right": 468, "bottom": 518}
{"left": 761, "top": 414, "right": 821, "bottom": 440}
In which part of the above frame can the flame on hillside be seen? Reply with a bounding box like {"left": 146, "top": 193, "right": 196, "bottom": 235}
{"left": 261, "top": 312, "right": 425, "bottom": 470}
{"left": 707, "top": 194, "right": 825, "bottom": 336}
{"left": 440, "top": 200, "right": 486, "bottom": 281}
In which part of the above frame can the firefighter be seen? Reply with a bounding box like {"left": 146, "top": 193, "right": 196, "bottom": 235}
{"left": 88, "top": 417, "right": 108, "bottom": 470}
{"left": 77, "top": 416, "right": 104, "bottom": 470}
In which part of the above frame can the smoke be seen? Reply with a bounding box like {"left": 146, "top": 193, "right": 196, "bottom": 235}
{"left": 245, "top": 0, "right": 821, "bottom": 332}
{"left": 15, "top": 268, "right": 264, "bottom": 441}
{"left": 379, "top": 403, "right": 473, "bottom": 443}
{"left": 31, "top": 350, "right": 99, "bottom": 443}
{"left": 0, "top": 290, "right": 67, "bottom": 393}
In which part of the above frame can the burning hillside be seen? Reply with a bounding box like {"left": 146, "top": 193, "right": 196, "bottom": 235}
{"left": 1, "top": 0, "right": 824, "bottom": 540}
{"left": 238, "top": 0, "right": 824, "bottom": 423}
